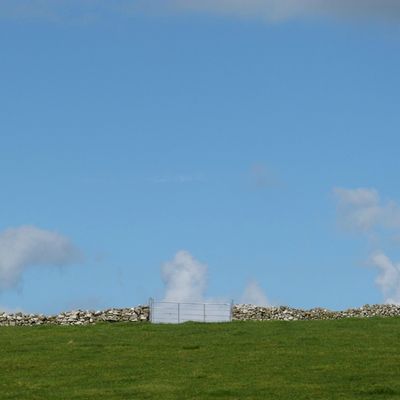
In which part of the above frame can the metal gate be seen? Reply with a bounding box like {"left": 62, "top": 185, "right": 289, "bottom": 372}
{"left": 149, "top": 298, "right": 233, "bottom": 324}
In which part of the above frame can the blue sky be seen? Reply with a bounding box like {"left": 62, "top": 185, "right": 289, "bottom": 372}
{"left": 1, "top": 1, "right": 400, "bottom": 313}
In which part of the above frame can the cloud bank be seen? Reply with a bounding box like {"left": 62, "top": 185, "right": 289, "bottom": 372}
{"left": 2, "top": 0, "right": 400, "bottom": 23}
{"left": 334, "top": 188, "right": 400, "bottom": 304}
{"left": 0, "top": 226, "right": 81, "bottom": 291}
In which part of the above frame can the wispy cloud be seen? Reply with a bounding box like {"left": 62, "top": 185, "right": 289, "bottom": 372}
{"left": 334, "top": 187, "right": 400, "bottom": 304}
{"left": 334, "top": 187, "right": 400, "bottom": 232}
{"left": 0, "top": 225, "right": 82, "bottom": 291}
{"left": 156, "top": 0, "right": 400, "bottom": 22}
{"left": 249, "top": 163, "right": 279, "bottom": 189}
{"left": 240, "top": 280, "right": 270, "bottom": 306}
{"left": 151, "top": 173, "right": 205, "bottom": 185}
{"left": 2, "top": 0, "right": 400, "bottom": 23}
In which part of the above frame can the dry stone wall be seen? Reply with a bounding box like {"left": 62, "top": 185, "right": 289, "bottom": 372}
{"left": 233, "top": 304, "right": 400, "bottom": 321}
{"left": 1, "top": 304, "right": 400, "bottom": 326}
{"left": 0, "top": 306, "right": 149, "bottom": 326}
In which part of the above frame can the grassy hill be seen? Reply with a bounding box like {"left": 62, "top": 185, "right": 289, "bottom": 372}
{"left": 1, "top": 318, "right": 400, "bottom": 399}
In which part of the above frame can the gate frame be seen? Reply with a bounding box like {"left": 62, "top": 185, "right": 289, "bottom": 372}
{"left": 149, "top": 298, "right": 234, "bottom": 324}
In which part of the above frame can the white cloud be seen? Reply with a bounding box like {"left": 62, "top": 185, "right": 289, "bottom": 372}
{"left": 0, "top": 225, "right": 81, "bottom": 291}
{"left": 334, "top": 187, "right": 400, "bottom": 232}
{"left": 240, "top": 280, "right": 270, "bottom": 306}
{"left": 161, "top": 250, "right": 207, "bottom": 302}
{"left": 370, "top": 251, "right": 400, "bottom": 305}
{"left": 2, "top": 0, "right": 400, "bottom": 23}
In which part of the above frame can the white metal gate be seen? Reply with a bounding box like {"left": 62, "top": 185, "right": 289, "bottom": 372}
{"left": 149, "top": 298, "right": 233, "bottom": 324}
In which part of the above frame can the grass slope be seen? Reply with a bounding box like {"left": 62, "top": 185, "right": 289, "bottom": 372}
{"left": 1, "top": 319, "right": 400, "bottom": 399}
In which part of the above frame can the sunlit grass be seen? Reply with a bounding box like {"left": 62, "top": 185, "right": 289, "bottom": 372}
{"left": 1, "top": 318, "right": 400, "bottom": 399}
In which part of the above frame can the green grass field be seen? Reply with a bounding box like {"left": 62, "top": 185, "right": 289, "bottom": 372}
{"left": 1, "top": 318, "right": 400, "bottom": 399}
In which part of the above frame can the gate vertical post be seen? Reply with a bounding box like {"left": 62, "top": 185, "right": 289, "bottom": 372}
{"left": 203, "top": 303, "right": 206, "bottom": 322}
{"left": 149, "top": 298, "right": 153, "bottom": 323}
{"left": 178, "top": 302, "right": 180, "bottom": 323}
